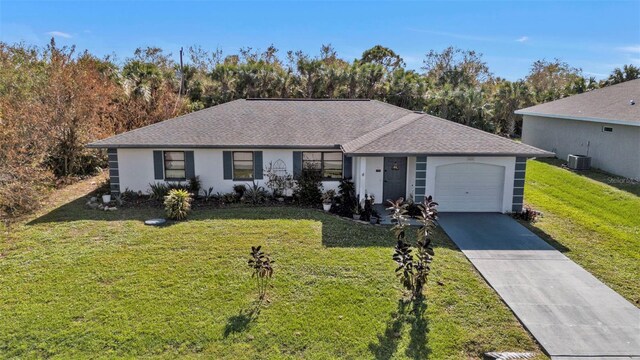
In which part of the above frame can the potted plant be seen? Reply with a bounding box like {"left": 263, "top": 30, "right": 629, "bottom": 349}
{"left": 322, "top": 189, "right": 335, "bottom": 211}
{"left": 102, "top": 193, "right": 111, "bottom": 204}
{"left": 353, "top": 205, "right": 361, "bottom": 220}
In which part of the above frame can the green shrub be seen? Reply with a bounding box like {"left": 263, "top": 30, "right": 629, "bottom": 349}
{"left": 244, "top": 181, "right": 268, "bottom": 204}
{"left": 187, "top": 176, "right": 201, "bottom": 195}
{"left": 217, "top": 192, "right": 239, "bottom": 204}
{"left": 164, "top": 189, "right": 192, "bottom": 220}
{"left": 294, "top": 169, "right": 322, "bottom": 206}
{"left": 233, "top": 184, "right": 246, "bottom": 198}
{"left": 336, "top": 178, "right": 357, "bottom": 217}
{"left": 149, "top": 182, "right": 169, "bottom": 200}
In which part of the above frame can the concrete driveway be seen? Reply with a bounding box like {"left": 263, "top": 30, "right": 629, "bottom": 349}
{"left": 437, "top": 213, "right": 640, "bottom": 359}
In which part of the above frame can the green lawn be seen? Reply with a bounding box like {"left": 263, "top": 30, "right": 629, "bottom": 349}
{"left": 525, "top": 159, "right": 640, "bottom": 305}
{"left": 0, "top": 185, "right": 544, "bottom": 359}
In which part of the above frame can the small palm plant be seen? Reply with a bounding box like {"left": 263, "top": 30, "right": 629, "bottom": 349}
{"left": 248, "top": 246, "right": 274, "bottom": 301}
{"left": 163, "top": 188, "right": 192, "bottom": 220}
{"left": 388, "top": 196, "right": 438, "bottom": 300}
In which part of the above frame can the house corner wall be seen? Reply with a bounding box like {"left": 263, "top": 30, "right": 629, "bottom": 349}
{"left": 108, "top": 148, "right": 120, "bottom": 195}
{"left": 522, "top": 115, "right": 640, "bottom": 179}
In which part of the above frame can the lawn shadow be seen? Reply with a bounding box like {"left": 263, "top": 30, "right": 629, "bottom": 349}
{"left": 26, "top": 192, "right": 421, "bottom": 248}
{"left": 533, "top": 158, "right": 640, "bottom": 196}
{"left": 27, "top": 187, "right": 166, "bottom": 226}
{"left": 368, "top": 298, "right": 430, "bottom": 360}
{"left": 223, "top": 301, "right": 262, "bottom": 337}
{"left": 518, "top": 220, "right": 571, "bottom": 253}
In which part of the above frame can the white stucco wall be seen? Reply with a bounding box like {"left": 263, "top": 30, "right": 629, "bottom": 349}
{"left": 426, "top": 156, "right": 516, "bottom": 213}
{"left": 351, "top": 155, "right": 515, "bottom": 211}
{"left": 522, "top": 115, "right": 640, "bottom": 179}
{"left": 116, "top": 148, "right": 347, "bottom": 194}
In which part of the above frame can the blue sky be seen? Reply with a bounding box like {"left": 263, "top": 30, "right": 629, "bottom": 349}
{"left": 1, "top": 1, "right": 639, "bottom": 80}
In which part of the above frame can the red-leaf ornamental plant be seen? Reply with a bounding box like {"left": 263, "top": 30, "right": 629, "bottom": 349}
{"left": 388, "top": 196, "right": 438, "bottom": 300}
{"left": 248, "top": 246, "right": 274, "bottom": 301}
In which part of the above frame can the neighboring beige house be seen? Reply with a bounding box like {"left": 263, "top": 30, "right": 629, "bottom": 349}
{"left": 88, "top": 99, "right": 552, "bottom": 213}
{"left": 516, "top": 79, "right": 640, "bottom": 179}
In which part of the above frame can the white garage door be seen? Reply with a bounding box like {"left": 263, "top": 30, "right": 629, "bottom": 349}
{"left": 434, "top": 163, "right": 505, "bottom": 212}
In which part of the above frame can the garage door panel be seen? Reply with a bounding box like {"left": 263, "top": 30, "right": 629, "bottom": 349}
{"left": 435, "top": 163, "right": 505, "bottom": 212}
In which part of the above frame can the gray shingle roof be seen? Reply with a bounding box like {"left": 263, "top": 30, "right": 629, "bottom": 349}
{"left": 515, "top": 79, "right": 640, "bottom": 125}
{"left": 343, "top": 114, "right": 554, "bottom": 157}
{"left": 88, "top": 99, "right": 411, "bottom": 149}
{"left": 88, "top": 98, "right": 552, "bottom": 157}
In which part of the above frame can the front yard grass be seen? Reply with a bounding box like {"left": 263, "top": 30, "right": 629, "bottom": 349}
{"left": 0, "top": 181, "right": 544, "bottom": 359}
{"left": 525, "top": 159, "right": 640, "bottom": 305}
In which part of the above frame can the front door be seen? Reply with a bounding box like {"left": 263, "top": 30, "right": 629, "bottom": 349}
{"left": 383, "top": 157, "right": 407, "bottom": 203}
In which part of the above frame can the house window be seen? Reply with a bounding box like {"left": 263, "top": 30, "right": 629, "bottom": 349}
{"left": 602, "top": 126, "right": 613, "bottom": 132}
{"left": 302, "top": 151, "right": 343, "bottom": 180}
{"left": 164, "top": 151, "right": 186, "bottom": 180}
{"left": 233, "top": 151, "right": 254, "bottom": 180}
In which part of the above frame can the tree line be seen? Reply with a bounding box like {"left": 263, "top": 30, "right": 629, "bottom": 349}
{"left": 1, "top": 39, "right": 638, "bottom": 226}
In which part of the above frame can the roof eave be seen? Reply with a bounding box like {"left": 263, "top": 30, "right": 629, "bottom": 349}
{"left": 344, "top": 151, "right": 555, "bottom": 158}
{"left": 86, "top": 143, "right": 343, "bottom": 150}
{"left": 515, "top": 111, "right": 640, "bottom": 127}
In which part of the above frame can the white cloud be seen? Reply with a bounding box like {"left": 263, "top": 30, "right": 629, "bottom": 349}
{"left": 617, "top": 45, "right": 640, "bottom": 53}
{"left": 46, "top": 31, "right": 72, "bottom": 38}
{"left": 516, "top": 36, "right": 529, "bottom": 43}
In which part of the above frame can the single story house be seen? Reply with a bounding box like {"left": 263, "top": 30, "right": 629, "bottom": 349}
{"left": 88, "top": 99, "right": 552, "bottom": 213}
{"left": 516, "top": 79, "right": 640, "bottom": 179}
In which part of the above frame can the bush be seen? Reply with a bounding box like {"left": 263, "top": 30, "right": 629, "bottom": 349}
{"left": 0, "top": 166, "right": 52, "bottom": 232}
{"left": 0, "top": 181, "right": 43, "bottom": 232}
{"left": 294, "top": 170, "right": 322, "bottom": 206}
{"left": 164, "top": 189, "right": 192, "bottom": 220}
{"left": 149, "top": 182, "right": 169, "bottom": 201}
{"left": 187, "top": 176, "right": 201, "bottom": 195}
{"left": 200, "top": 187, "right": 215, "bottom": 202}
{"left": 244, "top": 181, "right": 268, "bottom": 204}
{"left": 336, "top": 179, "right": 357, "bottom": 217}
{"left": 218, "top": 192, "right": 239, "bottom": 204}
{"left": 233, "top": 184, "right": 247, "bottom": 198}
{"left": 405, "top": 197, "right": 422, "bottom": 218}
{"left": 513, "top": 205, "right": 540, "bottom": 223}
{"left": 322, "top": 189, "right": 336, "bottom": 205}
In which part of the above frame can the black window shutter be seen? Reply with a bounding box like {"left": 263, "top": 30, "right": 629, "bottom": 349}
{"left": 185, "top": 151, "right": 195, "bottom": 179}
{"left": 223, "top": 151, "right": 232, "bottom": 180}
{"left": 253, "top": 151, "right": 263, "bottom": 180}
{"left": 343, "top": 155, "right": 352, "bottom": 179}
{"left": 153, "top": 151, "right": 164, "bottom": 180}
{"left": 293, "top": 151, "right": 302, "bottom": 180}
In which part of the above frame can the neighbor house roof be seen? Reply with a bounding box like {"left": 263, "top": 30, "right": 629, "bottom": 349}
{"left": 88, "top": 98, "right": 552, "bottom": 157}
{"left": 515, "top": 79, "right": 640, "bottom": 126}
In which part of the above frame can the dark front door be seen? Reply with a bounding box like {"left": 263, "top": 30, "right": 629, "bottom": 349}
{"left": 383, "top": 157, "right": 407, "bottom": 203}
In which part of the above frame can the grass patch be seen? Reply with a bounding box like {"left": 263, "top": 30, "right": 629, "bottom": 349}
{"left": 0, "top": 182, "right": 544, "bottom": 359}
{"left": 525, "top": 159, "right": 640, "bottom": 304}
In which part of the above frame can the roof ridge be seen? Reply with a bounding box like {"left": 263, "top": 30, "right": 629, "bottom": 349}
{"left": 341, "top": 113, "right": 424, "bottom": 153}
{"left": 370, "top": 99, "right": 416, "bottom": 114}
{"left": 245, "top": 98, "right": 370, "bottom": 101}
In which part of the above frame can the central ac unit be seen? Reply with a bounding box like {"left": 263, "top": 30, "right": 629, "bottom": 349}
{"left": 567, "top": 154, "right": 591, "bottom": 170}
